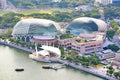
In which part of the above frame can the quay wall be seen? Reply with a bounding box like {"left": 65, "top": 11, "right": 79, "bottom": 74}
{"left": 51, "top": 59, "right": 117, "bottom": 80}
{"left": 0, "top": 42, "right": 117, "bottom": 80}
{"left": 0, "top": 42, "right": 33, "bottom": 53}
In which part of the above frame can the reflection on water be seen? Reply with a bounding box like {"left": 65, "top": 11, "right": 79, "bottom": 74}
{"left": 0, "top": 45, "right": 104, "bottom": 80}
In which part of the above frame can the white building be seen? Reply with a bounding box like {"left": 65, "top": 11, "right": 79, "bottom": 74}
{"left": 95, "top": 0, "right": 112, "bottom": 5}
{"left": 58, "top": 32, "right": 105, "bottom": 54}
{"left": 97, "top": 49, "right": 116, "bottom": 60}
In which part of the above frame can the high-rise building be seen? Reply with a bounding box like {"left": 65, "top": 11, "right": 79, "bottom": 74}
{"left": 95, "top": 0, "right": 112, "bottom": 5}
{"left": 102, "top": 0, "right": 112, "bottom": 5}
{"left": 0, "top": 0, "right": 7, "bottom": 9}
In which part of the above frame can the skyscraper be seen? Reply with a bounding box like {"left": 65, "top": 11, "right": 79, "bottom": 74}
{"left": 0, "top": 0, "right": 7, "bottom": 9}
{"left": 95, "top": 0, "right": 112, "bottom": 5}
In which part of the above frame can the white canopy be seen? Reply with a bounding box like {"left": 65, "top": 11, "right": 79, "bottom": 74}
{"left": 41, "top": 45, "right": 61, "bottom": 57}
{"left": 37, "top": 50, "right": 49, "bottom": 56}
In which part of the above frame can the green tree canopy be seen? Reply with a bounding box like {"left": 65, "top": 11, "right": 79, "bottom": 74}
{"left": 107, "top": 44, "right": 119, "bottom": 52}
{"left": 106, "top": 29, "right": 115, "bottom": 40}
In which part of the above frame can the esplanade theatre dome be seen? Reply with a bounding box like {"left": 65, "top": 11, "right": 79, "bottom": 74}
{"left": 66, "top": 17, "right": 107, "bottom": 35}
{"left": 12, "top": 18, "right": 61, "bottom": 36}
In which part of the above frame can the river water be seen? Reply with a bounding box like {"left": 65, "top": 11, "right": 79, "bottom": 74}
{"left": 0, "top": 45, "right": 104, "bottom": 80}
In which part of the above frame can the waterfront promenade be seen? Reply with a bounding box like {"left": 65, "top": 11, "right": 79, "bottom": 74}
{"left": 0, "top": 42, "right": 34, "bottom": 53}
{"left": 50, "top": 59, "right": 117, "bottom": 80}
{"left": 0, "top": 41, "right": 118, "bottom": 80}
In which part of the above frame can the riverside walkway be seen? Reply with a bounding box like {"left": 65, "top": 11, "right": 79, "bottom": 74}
{"left": 0, "top": 42, "right": 33, "bottom": 53}
{"left": 0, "top": 41, "right": 118, "bottom": 80}
{"left": 50, "top": 59, "right": 118, "bottom": 80}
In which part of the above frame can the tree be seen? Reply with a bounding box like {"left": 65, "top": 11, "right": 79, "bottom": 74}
{"left": 114, "top": 72, "right": 120, "bottom": 78}
{"left": 107, "top": 65, "right": 113, "bottom": 70}
{"left": 110, "top": 20, "right": 120, "bottom": 33}
{"left": 0, "top": 12, "right": 23, "bottom": 28}
{"left": 81, "top": 62, "right": 89, "bottom": 67}
{"left": 66, "top": 56, "right": 72, "bottom": 62}
{"left": 91, "top": 53, "right": 100, "bottom": 66}
{"left": 69, "top": 50, "right": 75, "bottom": 57}
{"left": 108, "top": 44, "right": 119, "bottom": 52}
{"left": 60, "top": 46, "right": 65, "bottom": 58}
{"left": 106, "top": 29, "right": 115, "bottom": 40}
{"left": 108, "top": 70, "right": 114, "bottom": 75}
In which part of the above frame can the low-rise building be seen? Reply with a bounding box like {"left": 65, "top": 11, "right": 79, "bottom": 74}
{"left": 58, "top": 32, "right": 105, "bottom": 54}
{"left": 75, "top": 5, "right": 94, "bottom": 11}
{"left": 97, "top": 49, "right": 116, "bottom": 60}
{"left": 113, "top": 54, "right": 120, "bottom": 67}
{"left": 72, "top": 40, "right": 103, "bottom": 54}
{"left": 30, "top": 35, "right": 57, "bottom": 46}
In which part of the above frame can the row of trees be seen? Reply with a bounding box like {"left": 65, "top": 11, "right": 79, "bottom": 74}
{"left": 60, "top": 47, "right": 100, "bottom": 67}
{"left": 0, "top": 12, "right": 23, "bottom": 29}
{"left": 0, "top": 9, "right": 100, "bottom": 29}
{"left": 106, "top": 20, "right": 120, "bottom": 40}
{"left": 9, "top": 38, "right": 34, "bottom": 48}
{"left": 0, "top": 29, "right": 35, "bottom": 49}
{"left": 106, "top": 20, "right": 120, "bottom": 52}
{"left": 10, "top": 0, "right": 94, "bottom": 9}
{"left": 107, "top": 44, "right": 119, "bottom": 52}
{"left": 110, "top": 20, "right": 120, "bottom": 34}
{"left": 107, "top": 65, "right": 120, "bottom": 79}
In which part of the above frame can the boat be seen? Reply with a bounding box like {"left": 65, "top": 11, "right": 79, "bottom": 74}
{"left": 42, "top": 65, "right": 51, "bottom": 69}
{"left": 15, "top": 68, "right": 24, "bottom": 71}
{"left": 50, "top": 66, "right": 58, "bottom": 70}
{"left": 42, "top": 65, "right": 59, "bottom": 70}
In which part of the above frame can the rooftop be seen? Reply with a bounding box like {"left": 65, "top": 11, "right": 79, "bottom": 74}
{"left": 33, "top": 35, "right": 55, "bottom": 40}
{"left": 40, "top": 45, "right": 61, "bottom": 57}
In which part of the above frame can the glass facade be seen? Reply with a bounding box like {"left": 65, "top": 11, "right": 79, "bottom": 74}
{"left": 66, "top": 17, "right": 107, "bottom": 35}
{"left": 12, "top": 19, "right": 61, "bottom": 36}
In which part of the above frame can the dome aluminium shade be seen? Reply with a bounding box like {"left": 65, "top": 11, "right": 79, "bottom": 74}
{"left": 12, "top": 19, "right": 61, "bottom": 36}
{"left": 66, "top": 17, "right": 107, "bottom": 35}
{"left": 41, "top": 45, "right": 61, "bottom": 58}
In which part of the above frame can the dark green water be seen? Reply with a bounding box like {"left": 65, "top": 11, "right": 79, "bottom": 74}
{"left": 0, "top": 45, "right": 104, "bottom": 80}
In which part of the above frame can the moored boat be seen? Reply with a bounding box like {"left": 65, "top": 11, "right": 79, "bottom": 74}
{"left": 15, "top": 68, "right": 24, "bottom": 71}
{"left": 42, "top": 66, "right": 51, "bottom": 69}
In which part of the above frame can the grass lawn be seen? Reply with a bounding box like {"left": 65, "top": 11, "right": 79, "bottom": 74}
{"left": 17, "top": 9, "right": 72, "bottom": 15}
{"left": 0, "top": 10, "right": 13, "bottom": 16}
{"left": 17, "top": 10, "right": 54, "bottom": 15}
{"left": 96, "top": 64, "right": 104, "bottom": 68}
{"left": 90, "top": 64, "right": 104, "bottom": 68}
{"left": 0, "top": 9, "right": 73, "bottom": 16}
